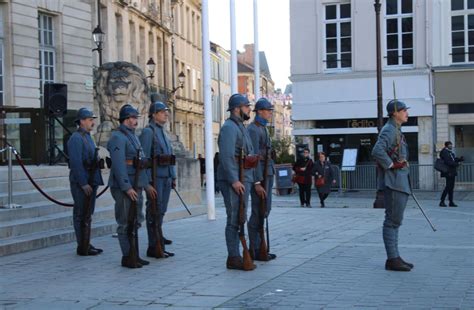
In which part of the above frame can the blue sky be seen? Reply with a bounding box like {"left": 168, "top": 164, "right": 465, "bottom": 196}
{"left": 209, "top": 0, "right": 291, "bottom": 91}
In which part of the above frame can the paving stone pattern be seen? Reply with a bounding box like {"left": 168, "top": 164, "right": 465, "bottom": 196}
{"left": 0, "top": 192, "right": 473, "bottom": 309}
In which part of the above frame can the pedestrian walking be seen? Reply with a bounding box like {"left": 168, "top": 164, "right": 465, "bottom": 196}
{"left": 247, "top": 98, "right": 277, "bottom": 261}
{"left": 372, "top": 99, "right": 413, "bottom": 272}
{"left": 213, "top": 152, "right": 220, "bottom": 194}
{"left": 313, "top": 152, "right": 336, "bottom": 208}
{"left": 107, "top": 104, "right": 157, "bottom": 268}
{"left": 292, "top": 148, "right": 314, "bottom": 208}
{"left": 140, "top": 101, "right": 177, "bottom": 257}
{"left": 217, "top": 94, "right": 265, "bottom": 270}
{"left": 67, "top": 108, "right": 104, "bottom": 256}
{"left": 439, "top": 141, "right": 464, "bottom": 207}
{"left": 198, "top": 154, "right": 206, "bottom": 187}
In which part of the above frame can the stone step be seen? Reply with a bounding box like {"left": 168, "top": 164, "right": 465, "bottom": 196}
{"left": 0, "top": 192, "right": 113, "bottom": 222}
{"left": 0, "top": 218, "right": 117, "bottom": 257}
{"left": 0, "top": 187, "right": 74, "bottom": 206}
{"left": 0, "top": 165, "right": 110, "bottom": 182}
{"left": 0, "top": 204, "right": 206, "bottom": 257}
{"left": 0, "top": 165, "right": 70, "bottom": 182}
{"left": 0, "top": 204, "right": 115, "bottom": 239}
{"left": 0, "top": 175, "right": 70, "bottom": 193}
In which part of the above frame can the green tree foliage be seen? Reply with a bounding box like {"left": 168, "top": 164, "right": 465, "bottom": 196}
{"left": 271, "top": 136, "right": 294, "bottom": 164}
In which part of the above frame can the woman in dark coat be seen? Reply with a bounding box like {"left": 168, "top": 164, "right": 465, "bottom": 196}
{"left": 292, "top": 148, "right": 314, "bottom": 207}
{"left": 313, "top": 152, "right": 336, "bottom": 208}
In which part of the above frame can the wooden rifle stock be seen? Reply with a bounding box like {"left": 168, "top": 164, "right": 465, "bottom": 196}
{"left": 150, "top": 132, "right": 165, "bottom": 258}
{"left": 238, "top": 150, "right": 254, "bottom": 270}
{"left": 79, "top": 147, "right": 98, "bottom": 253}
{"left": 127, "top": 149, "right": 140, "bottom": 265}
{"left": 258, "top": 146, "right": 269, "bottom": 260}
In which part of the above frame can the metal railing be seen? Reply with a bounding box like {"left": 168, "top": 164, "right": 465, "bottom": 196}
{"left": 337, "top": 163, "right": 474, "bottom": 192}
{"left": 0, "top": 146, "right": 22, "bottom": 209}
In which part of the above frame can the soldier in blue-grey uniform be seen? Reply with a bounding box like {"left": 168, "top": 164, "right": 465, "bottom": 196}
{"left": 372, "top": 99, "right": 413, "bottom": 272}
{"left": 217, "top": 94, "right": 266, "bottom": 270}
{"left": 67, "top": 108, "right": 104, "bottom": 256}
{"left": 247, "top": 98, "right": 277, "bottom": 261}
{"left": 139, "top": 101, "right": 177, "bottom": 258}
{"left": 107, "top": 104, "right": 157, "bottom": 268}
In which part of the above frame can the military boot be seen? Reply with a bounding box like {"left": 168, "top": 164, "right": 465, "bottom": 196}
{"left": 385, "top": 257, "right": 411, "bottom": 271}
{"left": 226, "top": 256, "right": 244, "bottom": 270}
{"left": 135, "top": 233, "right": 149, "bottom": 266}
{"left": 400, "top": 257, "right": 414, "bottom": 269}
{"left": 121, "top": 256, "right": 142, "bottom": 268}
{"left": 76, "top": 245, "right": 100, "bottom": 256}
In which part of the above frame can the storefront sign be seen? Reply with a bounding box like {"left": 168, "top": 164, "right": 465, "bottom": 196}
{"left": 0, "top": 118, "right": 31, "bottom": 125}
{"left": 347, "top": 119, "right": 376, "bottom": 128}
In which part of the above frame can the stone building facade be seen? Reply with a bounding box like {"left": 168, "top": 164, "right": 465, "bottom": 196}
{"left": 0, "top": 0, "right": 94, "bottom": 164}
{"left": 94, "top": 0, "right": 204, "bottom": 156}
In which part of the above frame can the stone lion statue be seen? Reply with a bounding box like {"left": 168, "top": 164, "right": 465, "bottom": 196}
{"left": 94, "top": 61, "right": 150, "bottom": 129}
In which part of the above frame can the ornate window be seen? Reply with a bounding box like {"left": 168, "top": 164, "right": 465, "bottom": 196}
{"left": 385, "top": 0, "right": 413, "bottom": 66}
{"left": 38, "top": 13, "right": 55, "bottom": 95}
{"left": 451, "top": 0, "right": 474, "bottom": 63}
{"left": 323, "top": 3, "right": 352, "bottom": 70}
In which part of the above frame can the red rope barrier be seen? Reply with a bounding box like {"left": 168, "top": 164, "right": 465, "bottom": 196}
{"left": 14, "top": 152, "right": 109, "bottom": 207}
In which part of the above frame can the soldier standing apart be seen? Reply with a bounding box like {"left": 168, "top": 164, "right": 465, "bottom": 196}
{"left": 140, "top": 101, "right": 177, "bottom": 258}
{"left": 68, "top": 108, "right": 104, "bottom": 256}
{"left": 248, "top": 98, "right": 277, "bottom": 261}
{"left": 217, "top": 94, "right": 266, "bottom": 270}
{"left": 372, "top": 99, "right": 414, "bottom": 272}
{"left": 108, "top": 104, "right": 157, "bottom": 268}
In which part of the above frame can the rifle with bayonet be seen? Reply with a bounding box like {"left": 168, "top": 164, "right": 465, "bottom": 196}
{"left": 79, "top": 147, "right": 99, "bottom": 254}
{"left": 258, "top": 145, "right": 269, "bottom": 260}
{"left": 149, "top": 129, "right": 165, "bottom": 258}
{"left": 238, "top": 149, "right": 255, "bottom": 271}
{"left": 127, "top": 149, "right": 141, "bottom": 266}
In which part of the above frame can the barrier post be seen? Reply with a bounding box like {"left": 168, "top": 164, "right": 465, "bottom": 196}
{"left": 1, "top": 146, "right": 22, "bottom": 209}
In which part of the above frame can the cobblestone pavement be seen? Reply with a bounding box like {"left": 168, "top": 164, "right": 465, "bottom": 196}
{"left": 0, "top": 192, "right": 473, "bottom": 309}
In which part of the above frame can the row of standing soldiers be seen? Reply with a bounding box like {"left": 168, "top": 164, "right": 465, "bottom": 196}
{"left": 67, "top": 95, "right": 417, "bottom": 272}
{"left": 217, "top": 94, "right": 277, "bottom": 270}
{"left": 67, "top": 101, "right": 176, "bottom": 268}
{"left": 68, "top": 95, "right": 277, "bottom": 270}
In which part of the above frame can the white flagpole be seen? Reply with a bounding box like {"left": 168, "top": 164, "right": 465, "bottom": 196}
{"left": 253, "top": 0, "right": 260, "bottom": 99}
{"left": 202, "top": 0, "right": 215, "bottom": 220}
{"left": 230, "top": 0, "right": 238, "bottom": 94}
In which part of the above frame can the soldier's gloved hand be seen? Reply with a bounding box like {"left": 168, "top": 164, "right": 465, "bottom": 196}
{"left": 81, "top": 185, "right": 93, "bottom": 196}
{"left": 391, "top": 161, "right": 407, "bottom": 170}
{"left": 171, "top": 179, "right": 176, "bottom": 189}
{"left": 254, "top": 183, "right": 266, "bottom": 199}
{"left": 126, "top": 188, "right": 138, "bottom": 201}
{"left": 146, "top": 185, "right": 157, "bottom": 200}
{"left": 232, "top": 181, "right": 245, "bottom": 195}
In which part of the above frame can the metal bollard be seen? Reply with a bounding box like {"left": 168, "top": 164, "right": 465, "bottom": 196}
{"left": 1, "top": 146, "right": 22, "bottom": 209}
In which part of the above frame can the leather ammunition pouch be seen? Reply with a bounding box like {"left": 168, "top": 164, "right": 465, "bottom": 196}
{"left": 236, "top": 154, "right": 259, "bottom": 169}
{"left": 126, "top": 158, "right": 149, "bottom": 169}
{"left": 155, "top": 154, "right": 176, "bottom": 166}
{"left": 83, "top": 159, "right": 103, "bottom": 171}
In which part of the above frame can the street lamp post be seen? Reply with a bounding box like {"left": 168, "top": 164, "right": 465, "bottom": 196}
{"left": 373, "top": 0, "right": 384, "bottom": 208}
{"left": 146, "top": 58, "right": 156, "bottom": 79}
{"left": 92, "top": 25, "right": 105, "bottom": 67}
{"left": 92, "top": 0, "right": 105, "bottom": 67}
{"left": 374, "top": 0, "right": 383, "bottom": 132}
{"left": 171, "top": 71, "right": 186, "bottom": 94}
{"left": 170, "top": 71, "right": 186, "bottom": 134}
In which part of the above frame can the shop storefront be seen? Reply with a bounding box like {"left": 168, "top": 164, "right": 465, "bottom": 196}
{"left": 433, "top": 68, "right": 474, "bottom": 163}
{"left": 310, "top": 118, "right": 419, "bottom": 165}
